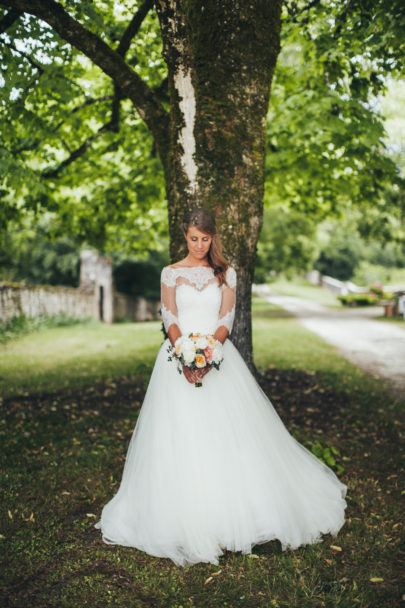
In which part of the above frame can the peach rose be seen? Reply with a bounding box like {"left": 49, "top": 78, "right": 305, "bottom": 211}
{"left": 195, "top": 354, "right": 206, "bottom": 368}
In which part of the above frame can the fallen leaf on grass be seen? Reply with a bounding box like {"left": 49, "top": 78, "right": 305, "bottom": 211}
{"left": 204, "top": 576, "right": 213, "bottom": 584}
{"left": 370, "top": 577, "right": 384, "bottom": 583}
{"left": 246, "top": 553, "right": 259, "bottom": 559}
{"left": 330, "top": 545, "right": 342, "bottom": 551}
{"left": 8, "top": 510, "right": 13, "bottom": 520}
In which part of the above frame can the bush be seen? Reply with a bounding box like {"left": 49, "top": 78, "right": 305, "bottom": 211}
{"left": 369, "top": 285, "right": 384, "bottom": 297}
{"left": 338, "top": 293, "right": 379, "bottom": 306}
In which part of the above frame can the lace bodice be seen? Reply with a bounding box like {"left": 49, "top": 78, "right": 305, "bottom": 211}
{"left": 160, "top": 265, "right": 237, "bottom": 337}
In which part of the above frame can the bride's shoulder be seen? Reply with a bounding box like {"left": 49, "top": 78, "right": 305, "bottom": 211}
{"left": 224, "top": 264, "right": 234, "bottom": 275}
{"left": 224, "top": 265, "right": 237, "bottom": 287}
{"left": 161, "top": 265, "right": 177, "bottom": 286}
{"left": 225, "top": 264, "right": 236, "bottom": 287}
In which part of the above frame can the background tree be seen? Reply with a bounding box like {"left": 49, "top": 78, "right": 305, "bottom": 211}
{"left": 1, "top": 0, "right": 404, "bottom": 369}
{"left": 254, "top": 206, "right": 318, "bottom": 282}
{"left": 0, "top": 217, "right": 81, "bottom": 286}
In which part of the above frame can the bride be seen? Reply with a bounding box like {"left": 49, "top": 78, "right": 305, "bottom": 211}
{"left": 94, "top": 207, "right": 347, "bottom": 567}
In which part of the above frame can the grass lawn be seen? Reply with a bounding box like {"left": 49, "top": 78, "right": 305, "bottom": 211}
{"left": 0, "top": 299, "right": 402, "bottom": 607}
{"left": 0, "top": 320, "right": 163, "bottom": 398}
{"left": 265, "top": 277, "right": 342, "bottom": 307}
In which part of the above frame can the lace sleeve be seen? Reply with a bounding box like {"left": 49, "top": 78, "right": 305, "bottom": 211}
{"left": 216, "top": 266, "right": 237, "bottom": 334}
{"left": 160, "top": 267, "right": 180, "bottom": 334}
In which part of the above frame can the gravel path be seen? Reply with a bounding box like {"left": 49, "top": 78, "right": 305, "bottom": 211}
{"left": 254, "top": 284, "right": 405, "bottom": 399}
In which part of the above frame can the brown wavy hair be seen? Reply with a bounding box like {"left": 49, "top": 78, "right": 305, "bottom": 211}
{"left": 182, "top": 207, "right": 230, "bottom": 287}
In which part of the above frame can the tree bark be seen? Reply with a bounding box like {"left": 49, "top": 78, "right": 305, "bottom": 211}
{"left": 155, "top": 0, "right": 282, "bottom": 372}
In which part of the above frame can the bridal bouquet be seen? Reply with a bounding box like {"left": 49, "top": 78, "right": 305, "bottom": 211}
{"left": 167, "top": 332, "right": 224, "bottom": 387}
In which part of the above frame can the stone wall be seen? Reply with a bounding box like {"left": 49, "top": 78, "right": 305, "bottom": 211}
{"left": 0, "top": 282, "right": 96, "bottom": 323}
{"left": 0, "top": 250, "right": 162, "bottom": 325}
{"left": 0, "top": 282, "right": 162, "bottom": 324}
{"left": 113, "top": 293, "right": 161, "bottom": 322}
{"left": 305, "top": 272, "right": 368, "bottom": 296}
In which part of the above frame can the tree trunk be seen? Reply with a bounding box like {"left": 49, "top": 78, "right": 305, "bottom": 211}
{"left": 155, "top": 0, "right": 282, "bottom": 372}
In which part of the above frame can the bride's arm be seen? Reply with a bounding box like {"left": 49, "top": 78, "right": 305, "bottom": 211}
{"left": 160, "top": 267, "right": 181, "bottom": 346}
{"left": 167, "top": 324, "right": 181, "bottom": 346}
{"left": 160, "top": 267, "right": 200, "bottom": 384}
{"left": 213, "top": 325, "right": 229, "bottom": 345}
{"left": 197, "top": 267, "right": 237, "bottom": 379}
{"left": 214, "top": 266, "right": 237, "bottom": 343}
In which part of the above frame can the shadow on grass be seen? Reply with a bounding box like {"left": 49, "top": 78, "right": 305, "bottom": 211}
{"left": 1, "top": 364, "right": 403, "bottom": 607}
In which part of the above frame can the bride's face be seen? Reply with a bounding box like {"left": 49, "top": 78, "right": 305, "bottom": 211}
{"left": 185, "top": 225, "right": 212, "bottom": 260}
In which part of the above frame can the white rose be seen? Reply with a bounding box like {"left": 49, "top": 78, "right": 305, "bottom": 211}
{"left": 196, "top": 337, "right": 209, "bottom": 349}
{"left": 182, "top": 338, "right": 194, "bottom": 351}
{"left": 182, "top": 347, "right": 195, "bottom": 365}
{"left": 212, "top": 346, "right": 223, "bottom": 364}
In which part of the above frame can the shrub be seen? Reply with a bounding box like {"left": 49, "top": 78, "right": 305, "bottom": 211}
{"left": 338, "top": 293, "right": 378, "bottom": 306}
{"left": 369, "top": 285, "right": 384, "bottom": 297}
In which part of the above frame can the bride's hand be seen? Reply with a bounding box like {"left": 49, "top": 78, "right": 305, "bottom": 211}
{"left": 182, "top": 365, "right": 201, "bottom": 384}
{"left": 195, "top": 365, "right": 212, "bottom": 379}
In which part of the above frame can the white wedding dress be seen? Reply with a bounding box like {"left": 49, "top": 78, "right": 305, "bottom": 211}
{"left": 94, "top": 265, "right": 347, "bottom": 567}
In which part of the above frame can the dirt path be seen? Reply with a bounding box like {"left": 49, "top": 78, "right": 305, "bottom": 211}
{"left": 254, "top": 284, "right": 405, "bottom": 399}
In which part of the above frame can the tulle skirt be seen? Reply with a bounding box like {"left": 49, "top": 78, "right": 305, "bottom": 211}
{"left": 94, "top": 338, "right": 347, "bottom": 567}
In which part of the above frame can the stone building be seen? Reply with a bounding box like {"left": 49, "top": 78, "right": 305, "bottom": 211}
{"left": 79, "top": 250, "right": 114, "bottom": 323}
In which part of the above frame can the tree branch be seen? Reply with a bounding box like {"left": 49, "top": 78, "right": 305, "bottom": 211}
{"left": 109, "top": 0, "right": 154, "bottom": 135}
{"left": 110, "top": 85, "right": 122, "bottom": 133}
{"left": 1, "top": 0, "right": 170, "bottom": 166}
{"left": 41, "top": 121, "right": 116, "bottom": 179}
{"left": 0, "top": 7, "right": 22, "bottom": 32}
{"left": 117, "top": 0, "right": 153, "bottom": 58}
{"left": 52, "top": 95, "right": 114, "bottom": 133}
{"left": 153, "top": 76, "right": 169, "bottom": 103}
{"left": 12, "top": 95, "right": 114, "bottom": 154}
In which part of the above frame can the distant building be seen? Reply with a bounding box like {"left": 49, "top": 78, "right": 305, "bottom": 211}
{"left": 80, "top": 250, "right": 113, "bottom": 323}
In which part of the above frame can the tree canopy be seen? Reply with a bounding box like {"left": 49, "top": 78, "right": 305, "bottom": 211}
{"left": 1, "top": 0, "right": 404, "bottom": 250}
